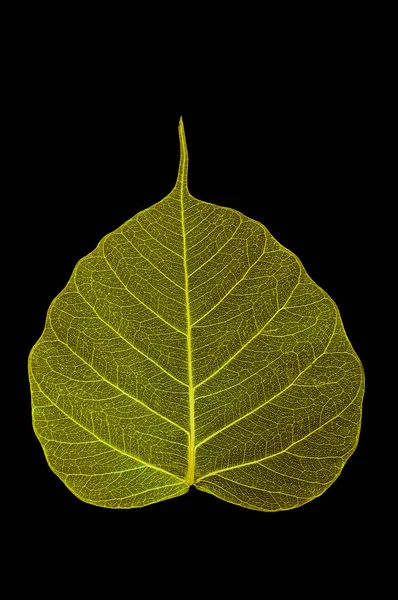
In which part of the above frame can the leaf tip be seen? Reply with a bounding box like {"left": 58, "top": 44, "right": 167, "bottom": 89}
{"left": 176, "top": 116, "right": 188, "bottom": 192}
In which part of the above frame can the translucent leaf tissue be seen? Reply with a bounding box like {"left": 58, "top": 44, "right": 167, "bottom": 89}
{"left": 28, "top": 118, "right": 365, "bottom": 511}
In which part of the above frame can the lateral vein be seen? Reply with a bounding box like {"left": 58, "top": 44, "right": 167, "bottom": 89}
{"left": 120, "top": 229, "right": 185, "bottom": 291}
{"left": 102, "top": 242, "right": 186, "bottom": 335}
{"left": 195, "top": 304, "right": 337, "bottom": 446}
{"left": 195, "top": 332, "right": 365, "bottom": 483}
{"left": 136, "top": 217, "right": 184, "bottom": 258}
{"left": 194, "top": 267, "right": 302, "bottom": 390}
{"left": 188, "top": 217, "right": 242, "bottom": 278}
{"left": 43, "top": 325, "right": 189, "bottom": 434}
{"left": 190, "top": 243, "right": 267, "bottom": 327}
{"left": 72, "top": 274, "right": 188, "bottom": 387}
{"left": 31, "top": 370, "right": 185, "bottom": 482}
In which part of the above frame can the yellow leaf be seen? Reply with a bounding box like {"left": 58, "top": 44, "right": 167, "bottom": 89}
{"left": 28, "top": 118, "right": 364, "bottom": 510}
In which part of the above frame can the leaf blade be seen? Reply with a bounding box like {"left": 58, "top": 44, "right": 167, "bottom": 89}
{"left": 29, "top": 118, "right": 364, "bottom": 510}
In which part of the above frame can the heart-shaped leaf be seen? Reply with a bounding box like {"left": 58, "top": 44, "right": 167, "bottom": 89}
{"left": 28, "top": 118, "right": 364, "bottom": 510}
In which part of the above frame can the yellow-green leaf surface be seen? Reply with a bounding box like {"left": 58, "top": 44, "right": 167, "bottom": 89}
{"left": 28, "top": 118, "right": 364, "bottom": 511}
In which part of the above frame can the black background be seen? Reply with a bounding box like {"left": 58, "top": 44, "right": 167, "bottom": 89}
{"left": 17, "top": 34, "right": 375, "bottom": 541}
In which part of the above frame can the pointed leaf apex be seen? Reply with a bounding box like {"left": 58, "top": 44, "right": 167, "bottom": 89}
{"left": 177, "top": 117, "right": 188, "bottom": 192}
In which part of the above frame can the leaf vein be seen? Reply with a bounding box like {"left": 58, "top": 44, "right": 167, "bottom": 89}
{"left": 191, "top": 238, "right": 268, "bottom": 327}
{"left": 31, "top": 369, "right": 185, "bottom": 482}
{"left": 188, "top": 217, "right": 242, "bottom": 278}
{"left": 136, "top": 217, "right": 184, "bottom": 258}
{"left": 214, "top": 475, "right": 306, "bottom": 498}
{"left": 71, "top": 277, "right": 188, "bottom": 387}
{"left": 44, "top": 321, "right": 189, "bottom": 433}
{"left": 196, "top": 305, "right": 337, "bottom": 445}
{"left": 120, "top": 229, "right": 185, "bottom": 291}
{"left": 102, "top": 241, "right": 186, "bottom": 335}
{"left": 196, "top": 375, "right": 362, "bottom": 482}
{"left": 194, "top": 264, "right": 302, "bottom": 389}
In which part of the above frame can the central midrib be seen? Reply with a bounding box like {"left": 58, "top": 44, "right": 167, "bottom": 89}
{"left": 179, "top": 120, "right": 195, "bottom": 486}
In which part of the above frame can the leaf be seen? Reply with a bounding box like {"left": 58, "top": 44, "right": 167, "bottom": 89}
{"left": 28, "top": 118, "right": 364, "bottom": 511}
